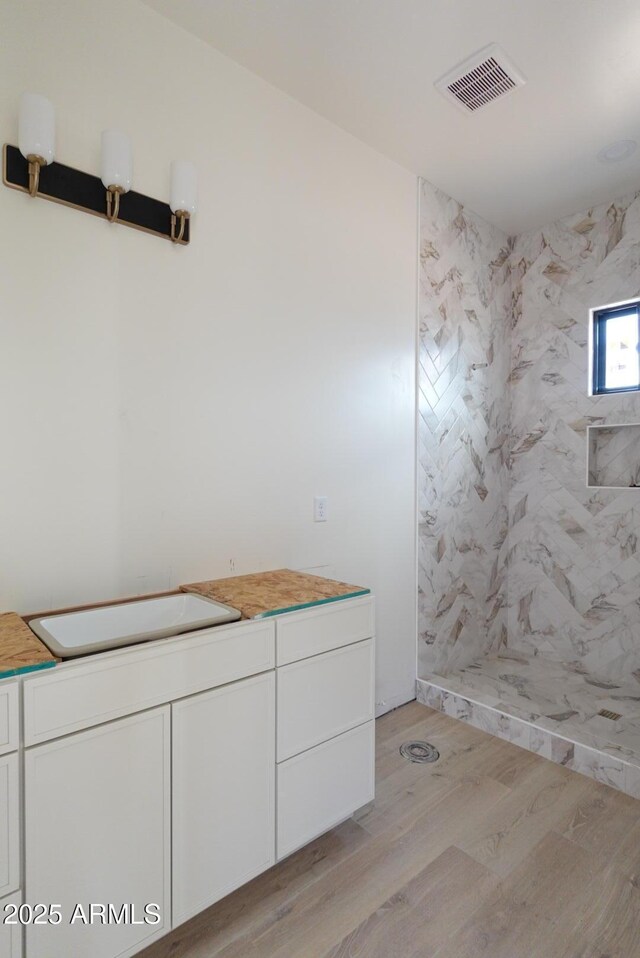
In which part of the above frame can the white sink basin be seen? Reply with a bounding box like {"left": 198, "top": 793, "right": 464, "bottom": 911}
{"left": 29, "top": 593, "right": 241, "bottom": 658}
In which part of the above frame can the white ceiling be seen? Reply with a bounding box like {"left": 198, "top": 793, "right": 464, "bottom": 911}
{"left": 142, "top": 0, "right": 640, "bottom": 234}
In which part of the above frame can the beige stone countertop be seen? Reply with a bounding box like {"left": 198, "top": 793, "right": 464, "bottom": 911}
{"left": 0, "top": 612, "right": 57, "bottom": 680}
{"left": 181, "top": 569, "right": 370, "bottom": 619}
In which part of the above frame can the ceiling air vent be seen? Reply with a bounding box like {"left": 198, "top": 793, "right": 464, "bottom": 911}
{"left": 435, "top": 43, "right": 526, "bottom": 114}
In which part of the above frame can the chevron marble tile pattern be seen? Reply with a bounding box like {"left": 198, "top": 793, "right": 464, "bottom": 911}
{"left": 418, "top": 182, "right": 512, "bottom": 676}
{"left": 419, "top": 179, "right": 640, "bottom": 686}
{"left": 509, "top": 192, "right": 640, "bottom": 679}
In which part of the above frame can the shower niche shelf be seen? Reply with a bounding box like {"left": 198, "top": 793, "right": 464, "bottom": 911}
{"left": 587, "top": 423, "right": 640, "bottom": 489}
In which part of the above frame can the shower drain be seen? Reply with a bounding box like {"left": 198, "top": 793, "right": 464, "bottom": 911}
{"left": 598, "top": 708, "right": 622, "bottom": 721}
{"left": 400, "top": 741, "right": 440, "bottom": 764}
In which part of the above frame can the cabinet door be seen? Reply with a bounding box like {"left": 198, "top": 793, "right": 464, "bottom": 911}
{"left": 25, "top": 707, "right": 170, "bottom": 958}
{"left": 0, "top": 753, "right": 19, "bottom": 899}
{"left": 0, "top": 892, "right": 23, "bottom": 958}
{"left": 172, "top": 672, "right": 275, "bottom": 926}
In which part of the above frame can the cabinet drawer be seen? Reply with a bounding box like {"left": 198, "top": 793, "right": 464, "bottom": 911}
{"left": 0, "top": 683, "right": 18, "bottom": 756}
{"left": 0, "top": 754, "right": 20, "bottom": 899}
{"left": 277, "top": 639, "right": 374, "bottom": 762}
{"left": 0, "top": 892, "right": 23, "bottom": 958}
{"left": 276, "top": 596, "right": 374, "bottom": 666}
{"left": 277, "top": 721, "right": 374, "bottom": 860}
{"left": 24, "top": 619, "right": 274, "bottom": 745}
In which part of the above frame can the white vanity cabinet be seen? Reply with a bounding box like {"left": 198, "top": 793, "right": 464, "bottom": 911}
{"left": 20, "top": 618, "right": 276, "bottom": 958}
{"left": 12, "top": 591, "right": 374, "bottom": 958}
{"left": 25, "top": 707, "right": 171, "bottom": 958}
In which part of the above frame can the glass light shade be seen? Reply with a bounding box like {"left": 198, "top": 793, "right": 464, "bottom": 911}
{"left": 18, "top": 93, "right": 55, "bottom": 165}
{"left": 101, "top": 130, "right": 133, "bottom": 192}
{"left": 170, "top": 160, "right": 197, "bottom": 215}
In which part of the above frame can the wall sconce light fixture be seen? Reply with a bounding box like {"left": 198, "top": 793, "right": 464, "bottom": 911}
{"left": 170, "top": 160, "right": 197, "bottom": 244}
{"left": 101, "top": 130, "right": 132, "bottom": 223}
{"left": 4, "top": 94, "right": 195, "bottom": 245}
{"left": 18, "top": 93, "right": 55, "bottom": 197}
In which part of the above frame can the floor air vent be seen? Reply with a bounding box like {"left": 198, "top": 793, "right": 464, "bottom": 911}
{"left": 435, "top": 43, "right": 526, "bottom": 113}
{"left": 598, "top": 708, "right": 622, "bottom": 721}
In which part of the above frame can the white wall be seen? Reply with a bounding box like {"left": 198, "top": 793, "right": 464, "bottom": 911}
{"left": 0, "top": 0, "right": 417, "bottom": 711}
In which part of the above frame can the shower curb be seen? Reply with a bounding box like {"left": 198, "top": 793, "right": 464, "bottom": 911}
{"left": 416, "top": 677, "right": 640, "bottom": 800}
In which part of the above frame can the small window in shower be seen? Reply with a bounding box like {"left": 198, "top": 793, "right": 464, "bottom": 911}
{"left": 591, "top": 299, "right": 640, "bottom": 395}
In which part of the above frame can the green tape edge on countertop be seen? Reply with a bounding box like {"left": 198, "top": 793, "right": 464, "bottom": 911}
{"left": 0, "top": 659, "right": 57, "bottom": 680}
{"left": 253, "top": 589, "right": 371, "bottom": 619}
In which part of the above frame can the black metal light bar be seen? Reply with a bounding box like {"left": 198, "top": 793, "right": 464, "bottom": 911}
{"left": 2, "top": 143, "right": 190, "bottom": 245}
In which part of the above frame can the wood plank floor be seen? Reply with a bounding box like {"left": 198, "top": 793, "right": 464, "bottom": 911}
{"left": 139, "top": 701, "right": 640, "bottom": 958}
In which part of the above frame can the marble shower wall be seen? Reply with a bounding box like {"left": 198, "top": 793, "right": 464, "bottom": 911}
{"left": 419, "top": 182, "right": 640, "bottom": 682}
{"left": 418, "top": 180, "right": 512, "bottom": 676}
{"left": 508, "top": 192, "right": 640, "bottom": 680}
